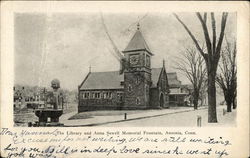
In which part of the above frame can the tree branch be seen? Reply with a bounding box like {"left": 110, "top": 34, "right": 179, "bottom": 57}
{"left": 203, "top": 13, "right": 207, "bottom": 24}
{"left": 215, "top": 12, "right": 228, "bottom": 59}
{"left": 211, "top": 13, "right": 216, "bottom": 56}
{"left": 196, "top": 12, "right": 212, "bottom": 56}
{"left": 173, "top": 13, "right": 207, "bottom": 61}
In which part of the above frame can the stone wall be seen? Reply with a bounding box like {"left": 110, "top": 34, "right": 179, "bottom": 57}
{"left": 124, "top": 71, "right": 151, "bottom": 109}
{"left": 149, "top": 88, "right": 160, "bottom": 108}
{"left": 78, "top": 89, "right": 124, "bottom": 112}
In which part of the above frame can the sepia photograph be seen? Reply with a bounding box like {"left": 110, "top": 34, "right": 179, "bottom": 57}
{"left": 13, "top": 11, "right": 237, "bottom": 127}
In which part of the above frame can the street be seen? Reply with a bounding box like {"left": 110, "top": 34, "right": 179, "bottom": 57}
{"left": 14, "top": 104, "right": 236, "bottom": 127}
{"left": 99, "top": 106, "right": 236, "bottom": 127}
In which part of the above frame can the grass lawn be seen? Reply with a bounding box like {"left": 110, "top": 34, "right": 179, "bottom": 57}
{"left": 63, "top": 102, "right": 78, "bottom": 113}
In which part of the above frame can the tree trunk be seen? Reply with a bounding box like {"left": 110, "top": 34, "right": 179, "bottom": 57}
{"left": 207, "top": 68, "right": 218, "bottom": 123}
{"left": 225, "top": 98, "right": 232, "bottom": 112}
{"left": 224, "top": 91, "right": 232, "bottom": 112}
{"left": 233, "top": 100, "right": 236, "bottom": 109}
{"left": 226, "top": 102, "right": 232, "bottom": 112}
{"left": 193, "top": 99, "right": 198, "bottom": 110}
{"left": 193, "top": 91, "right": 199, "bottom": 110}
{"left": 232, "top": 94, "right": 237, "bottom": 109}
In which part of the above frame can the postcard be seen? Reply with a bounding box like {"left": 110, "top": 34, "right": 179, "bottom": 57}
{"left": 0, "top": 1, "right": 249, "bottom": 158}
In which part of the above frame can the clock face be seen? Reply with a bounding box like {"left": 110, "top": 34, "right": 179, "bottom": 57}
{"left": 129, "top": 54, "right": 139, "bottom": 66}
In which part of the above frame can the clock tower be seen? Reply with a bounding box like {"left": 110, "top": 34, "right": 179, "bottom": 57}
{"left": 122, "top": 24, "right": 153, "bottom": 109}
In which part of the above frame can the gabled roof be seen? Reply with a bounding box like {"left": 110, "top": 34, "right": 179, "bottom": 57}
{"left": 151, "top": 68, "right": 181, "bottom": 88}
{"left": 167, "top": 72, "right": 182, "bottom": 87}
{"left": 79, "top": 68, "right": 182, "bottom": 90}
{"left": 79, "top": 71, "right": 124, "bottom": 90}
{"left": 123, "top": 30, "right": 152, "bottom": 54}
{"left": 151, "top": 68, "right": 162, "bottom": 87}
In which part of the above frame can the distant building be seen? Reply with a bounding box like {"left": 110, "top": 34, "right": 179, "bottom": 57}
{"left": 13, "top": 86, "right": 46, "bottom": 109}
{"left": 78, "top": 25, "right": 187, "bottom": 112}
{"left": 14, "top": 86, "right": 25, "bottom": 102}
{"left": 168, "top": 75, "right": 190, "bottom": 106}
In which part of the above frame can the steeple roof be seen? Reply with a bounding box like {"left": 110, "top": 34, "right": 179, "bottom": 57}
{"left": 123, "top": 26, "right": 152, "bottom": 55}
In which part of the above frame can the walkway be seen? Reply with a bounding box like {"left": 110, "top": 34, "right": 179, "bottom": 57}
{"left": 61, "top": 106, "right": 207, "bottom": 127}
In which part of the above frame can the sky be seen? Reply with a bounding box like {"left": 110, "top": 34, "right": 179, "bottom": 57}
{"left": 14, "top": 12, "right": 236, "bottom": 90}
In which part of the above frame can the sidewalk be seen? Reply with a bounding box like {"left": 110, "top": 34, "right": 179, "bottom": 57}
{"left": 99, "top": 105, "right": 236, "bottom": 127}
{"left": 61, "top": 106, "right": 207, "bottom": 127}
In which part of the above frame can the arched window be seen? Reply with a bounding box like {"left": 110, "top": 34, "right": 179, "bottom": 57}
{"left": 145, "top": 85, "right": 149, "bottom": 94}
{"left": 109, "top": 92, "right": 112, "bottom": 98}
{"left": 136, "top": 77, "right": 140, "bottom": 84}
{"left": 95, "top": 92, "right": 100, "bottom": 99}
{"left": 128, "top": 84, "right": 132, "bottom": 92}
{"left": 136, "top": 97, "right": 140, "bottom": 105}
{"left": 83, "top": 92, "right": 89, "bottom": 99}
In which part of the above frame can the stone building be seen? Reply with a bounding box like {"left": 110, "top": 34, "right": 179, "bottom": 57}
{"left": 78, "top": 26, "right": 185, "bottom": 112}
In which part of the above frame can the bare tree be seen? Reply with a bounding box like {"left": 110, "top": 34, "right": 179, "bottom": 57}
{"left": 174, "top": 47, "right": 206, "bottom": 110}
{"left": 199, "top": 78, "right": 208, "bottom": 106}
{"left": 174, "top": 12, "right": 228, "bottom": 123}
{"left": 232, "top": 88, "right": 237, "bottom": 109}
{"left": 100, "top": 13, "right": 128, "bottom": 74}
{"left": 216, "top": 38, "right": 237, "bottom": 112}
